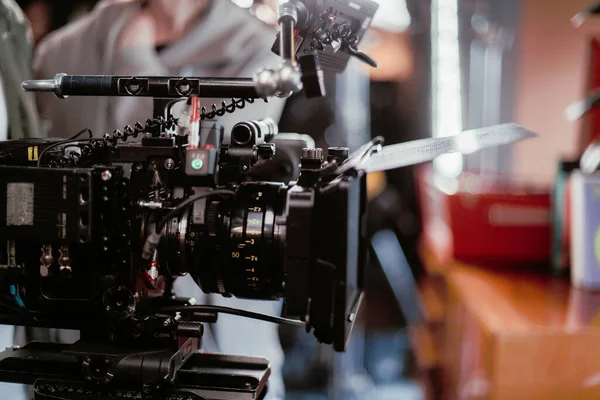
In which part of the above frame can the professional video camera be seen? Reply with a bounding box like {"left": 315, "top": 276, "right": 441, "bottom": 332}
{"left": 0, "top": 1, "right": 535, "bottom": 399}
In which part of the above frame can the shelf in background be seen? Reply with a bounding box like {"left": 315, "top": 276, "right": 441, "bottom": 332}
{"left": 414, "top": 244, "right": 600, "bottom": 399}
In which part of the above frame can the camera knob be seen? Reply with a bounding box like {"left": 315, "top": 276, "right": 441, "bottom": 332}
{"left": 327, "top": 147, "right": 349, "bottom": 163}
{"left": 301, "top": 148, "right": 323, "bottom": 161}
{"left": 102, "top": 286, "right": 135, "bottom": 319}
{"left": 176, "top": 322, "right": 204, "bottom": 338}
{"left": 82, "top": 356, "right": 114, "bottom": 383}
{"left": 301, "top": 148, "right": 324, "bottom": 171}
{"left": 40, "top": 244, "right": 53, "bottom": 267}
{"left": 258, "top": 143, "right": 276, "bottom": 160}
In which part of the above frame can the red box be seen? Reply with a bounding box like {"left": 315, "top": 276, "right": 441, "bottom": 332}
{"left": 417, "top": 166, "right": 551, "bottom": 265}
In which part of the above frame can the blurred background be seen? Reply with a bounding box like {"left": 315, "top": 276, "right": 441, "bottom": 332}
{"left": 13, "top": 0, "right": 600, "bottom": 399}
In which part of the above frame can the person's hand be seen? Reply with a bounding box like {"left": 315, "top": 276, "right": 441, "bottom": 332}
{"left": 118, "top": 11, "right": 156, "bottom": 50}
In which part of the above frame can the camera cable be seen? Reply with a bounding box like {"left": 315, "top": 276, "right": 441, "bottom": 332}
{"left": 154, "top": 305, "right": 306, "bottom": 327}
{"left": 36, "top": 137, "right": 96, "bottom": 167}
{"left": 155, "top": 189, "right": 236, "bottom": 234}
{"left": 0, "top": 128, "right": 92, "bottom": 163}
{"left": 142, "top": 190, "right": 236, "bottom": 260}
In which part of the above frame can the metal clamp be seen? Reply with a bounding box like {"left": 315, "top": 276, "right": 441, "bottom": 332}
{"left": 254, "top": 61, "right": 303, "bottom": 98}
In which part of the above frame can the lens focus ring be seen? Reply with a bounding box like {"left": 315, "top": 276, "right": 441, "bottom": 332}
{"left": 194, "top": 182, "right": 286, "bottom": 300}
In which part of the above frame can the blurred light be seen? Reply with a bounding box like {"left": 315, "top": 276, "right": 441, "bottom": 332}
{"left": 0, "top": 76, "right": 7, "bottom": 141}
{"left": 254, "top": 4, "right": 277, "bottom": 25}
{"left": 372, "top": 0, "right": 411, "bottom": 32}
{"left": 456, "top": 131, "right": 480, "bottom": 154}
{"left": 232, "top": 0, "right": 254, "bottom": 8}
{"left": 465, "top": 174, "right": 481, "bottom": 194}
{"left": 433, "top": 173, "right": 459, "bottom": 195}
{"left": 431, "top": 0, "right": 463, "bottom": 178}
{"left": 367, "top": 171, "right": 387, "bottom": 200}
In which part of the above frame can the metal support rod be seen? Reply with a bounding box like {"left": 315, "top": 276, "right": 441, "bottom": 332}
{"left": 22, "top": 74, "right": 261, "bottom": 99}
{"left": 279, "top": 18, "right": 296, "bottom": 64}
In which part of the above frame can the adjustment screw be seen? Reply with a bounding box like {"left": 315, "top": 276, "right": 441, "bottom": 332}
{"left": 301, "top": 148, "right": 323, "bottom": 161}
{"left": 301, "top": 148, "right": 324, "bottom": 170}
{"left": 164, "top": 158, "right": 175, "bottom": 170}
{"left": 126, "top": 78, "right": 142, "bottom": 95}
{"left": 327, "top": 147, "right": 349, "bottom": 163}
{"left": 101, "top": 170, "right": 112, "bottom": 181}
{"left": 257, "top": 144, "right": 276, "bottom": 160}
{"left": 176, "top": 322, "right": 204, "bottom": 338}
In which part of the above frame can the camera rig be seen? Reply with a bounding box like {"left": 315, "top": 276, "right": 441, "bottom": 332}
{"left": 0, "top": 1, "right": 536, "bottom": 399}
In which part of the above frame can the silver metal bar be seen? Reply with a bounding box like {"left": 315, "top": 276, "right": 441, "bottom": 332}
{"left": 364, "top": 123, "right": 536, "bottom": 173}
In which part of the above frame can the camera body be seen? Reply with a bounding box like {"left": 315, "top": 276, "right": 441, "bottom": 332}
{"left": 0, "top": 115, "right": 365, "bottom": 350}
{"left": 0, "top": 0, "right": 383, "bottom": 395}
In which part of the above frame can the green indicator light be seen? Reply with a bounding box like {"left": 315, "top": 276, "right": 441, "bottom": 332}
{"left": 191, "top": 159, "right": 203, "bottom": 170}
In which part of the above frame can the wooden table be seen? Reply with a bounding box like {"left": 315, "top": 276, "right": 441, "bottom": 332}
{"left": 414, "top": 247, "right": 600, "bottom": 399}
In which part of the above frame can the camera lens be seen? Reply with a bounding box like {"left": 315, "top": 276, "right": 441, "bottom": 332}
{"left": 254, "top": 118, "right": 278, "bottom": 142}
{"left": 231, "top": 124, "right": 254, "bottom": 146}
{"left": 180, "top": 183, "right": 287, "bottom": 300}
{"left": 231, "top": 118, "right": 278, "bottom": 146}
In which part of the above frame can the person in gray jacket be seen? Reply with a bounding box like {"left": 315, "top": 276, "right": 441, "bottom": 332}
{"left": 34, "top": 0, "right": 285, "bottom": 138}
{"left": 31, "top": 1, "right": 286, "bottom": 399}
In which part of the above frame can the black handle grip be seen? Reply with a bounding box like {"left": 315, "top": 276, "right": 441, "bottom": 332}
{"left": 61, "top": 75, "right": 116, "bottom": 96}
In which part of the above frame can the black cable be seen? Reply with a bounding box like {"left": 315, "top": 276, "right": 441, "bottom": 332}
{"left": 201, "top": 98, "right": 256, "bottom": 120}
{"left": 155, "top": 305, "right": 306, "bottom": 327}
{"left": 27, "top": 128, "right": 93, "bottom": 167}
{"left": 0, "top": 295, "right": 40, "bottom": 316}
{"left": 0, "top": 128, "right": 93, "bottom": 164}
{"left": 37, "top": 138, "right": 96, "bottom": 167}
{"left": 68, "top": 128, "right": 93, "bottom": 140}
{"left": 142, "top": 189, "right": 237, "bottom": 260}
{"left": 155, "top": 189, "right": 236, "bottom": 234}
{"left": 0, "top": 300, "right": 20, "bottom": 314}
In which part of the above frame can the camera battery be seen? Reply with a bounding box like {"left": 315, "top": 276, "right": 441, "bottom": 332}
{"left": 185, "top": 149, "right": 217, "bottom": 177}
